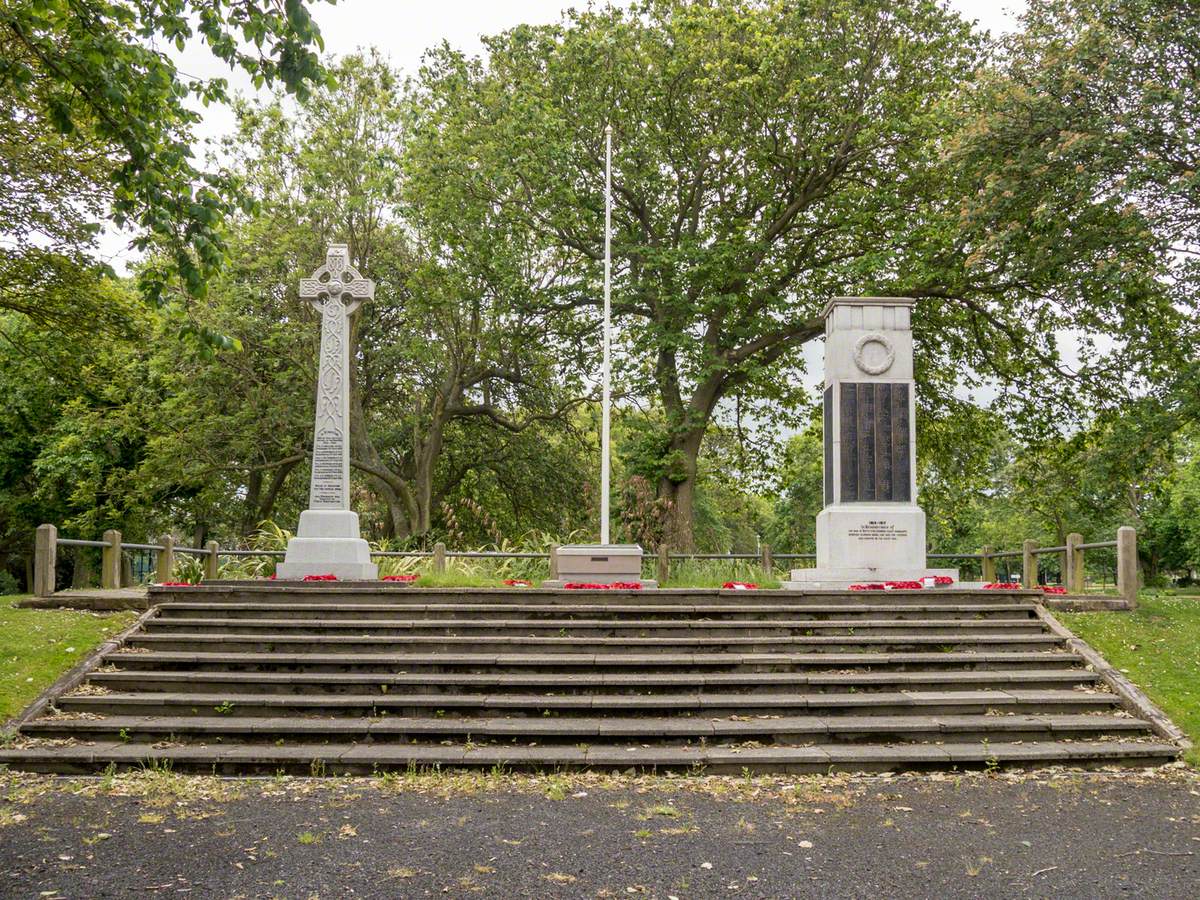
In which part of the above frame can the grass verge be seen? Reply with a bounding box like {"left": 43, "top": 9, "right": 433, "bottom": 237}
{"left": 1060, "top": 591, "right": 1200, "bottom": 765}
{"left": 0, "top": 595, "right": 137, "bottom": 722}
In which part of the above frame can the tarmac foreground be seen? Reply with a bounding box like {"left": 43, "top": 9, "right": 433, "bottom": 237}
{"left": 1, "top": 766, "right": 1198, "bottom": 898}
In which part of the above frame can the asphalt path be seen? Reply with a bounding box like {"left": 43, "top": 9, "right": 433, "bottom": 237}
{"left": 2, "top": 768, "right": 1198, "bottom": 899}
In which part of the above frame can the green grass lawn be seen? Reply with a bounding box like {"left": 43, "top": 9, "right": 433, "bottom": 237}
{"left": 0, "top": 596, "right": 137, "bottom": 722}
{"left": 1060, "top": 590, "right": 1200, "bottom": 765}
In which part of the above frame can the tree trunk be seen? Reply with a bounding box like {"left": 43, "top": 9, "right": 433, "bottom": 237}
{"left": 256, "top": 459, "right": 299, "bottom": 526}
{"left": 241, "top": 469, "right": 264, "bottom": 537}
{"left": 656, "top": 426, "right": 706, "bottom": 550}
{"left": 71, "top": 550, "right": 93, "bottom": 589}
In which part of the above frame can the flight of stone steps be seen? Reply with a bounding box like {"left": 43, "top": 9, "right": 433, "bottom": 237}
{"left": 0, "top": 584, "right": 1179, "bottom": 774}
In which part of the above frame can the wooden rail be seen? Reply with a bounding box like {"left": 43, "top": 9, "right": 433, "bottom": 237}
{"left": 31, "top": 524, "right": 1139, "bottom": 605}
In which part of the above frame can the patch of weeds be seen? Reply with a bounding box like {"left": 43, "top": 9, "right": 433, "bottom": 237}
{"left": 213, "top": 700, "right": 234, "bottom": 715}
{"left": 544, "top": 775, "right": 570, "bottom": 801}
{"left": 137, "top": 813, "right": 165, "bottom": 824}
{"left": 296, "top": 830, "right": 323, "bottom": 845}
{"left": 98, "top": 761, "right": 118, "bottom": 791}
{"left": 632, "top": 828, "right": 653, "bottom": 839}
{"left": 386, "top": 866, "right": 418, "bottom": 879}
{"left": 543, "top": 873, "right": 577, "bottom": 884}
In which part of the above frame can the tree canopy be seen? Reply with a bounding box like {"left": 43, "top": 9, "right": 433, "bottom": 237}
{"left": 0, "top": 0, "right": 1197, "bottom": 587}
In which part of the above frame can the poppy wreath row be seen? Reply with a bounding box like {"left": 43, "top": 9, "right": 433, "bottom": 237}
{"left": 563, "top": 582, "right": 643, "bottom": 590}
{"left": 984, "top": 583, "right": 1068, "bottom": 594}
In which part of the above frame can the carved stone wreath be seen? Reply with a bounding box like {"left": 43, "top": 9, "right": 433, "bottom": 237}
{"left": 853, "top": 332, "right": 895, "bottom": 375}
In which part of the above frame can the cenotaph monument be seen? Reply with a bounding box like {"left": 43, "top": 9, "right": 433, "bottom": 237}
{"left": 783, "top": 297, "right": 957, "bottom": 589}
{"left": 276, "top": 244, "right": 378, "bottom": 580}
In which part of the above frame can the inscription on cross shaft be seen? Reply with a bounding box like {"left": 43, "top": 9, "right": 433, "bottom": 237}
{"left": 298, "top": 244, "right": 373, "bottom": 510}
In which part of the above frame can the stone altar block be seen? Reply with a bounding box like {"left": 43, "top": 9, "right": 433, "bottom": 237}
{"left": 784, "top": 297, "right": 957, "bottom": 589}
{"left": 542, "top": 544, "right": 657, "bottom": 589}
{"left": 276, "top": 244, "right": 378, "bottom": 581}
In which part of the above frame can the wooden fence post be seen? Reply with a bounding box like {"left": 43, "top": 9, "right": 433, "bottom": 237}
{"left": 155, "top": 535, "right": 176, "bottom": 584}
{"left": 1021, "top": 539, "right": 1038, "bottom": 589}
{"left": 1065, "top": 532, "right": 1084, "bottom": 594}
{"left": 433, "top": 542, "right": 447, "bottom": 574}
{"left": 548, "top": 543, "right": 560, "bottom": 580}
{"left": 204, "top": 540, "right": 220, "bottom": 581}
{"left": 34, "top": 524, "right": 57, "bottom": 598}
{"left": 760, "top": 544, "right": 773, "bottom": 577}
{"left": 101, "top": 529, "right": 122, "bottom": 590}
{"left": 1117, "top": 526, "right": 1138, "bottom": 608}
{"left": 980, "top": 545, "right": 995, "bottom": 584}
{"left": 657, "top": 544, "right": 670, "bottom": 584}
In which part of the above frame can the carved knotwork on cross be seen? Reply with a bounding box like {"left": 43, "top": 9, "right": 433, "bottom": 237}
{"left": 299, "top": 243, "right": 374, "bottom": 511}
{"left": 299, "top": 243, "right": 374, "bottom": 313}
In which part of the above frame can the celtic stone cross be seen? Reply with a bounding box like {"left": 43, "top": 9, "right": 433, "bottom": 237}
{"left": 298, "top": 244, "right": 373, "bottom": 510}
{"left": 277, "top": 243, "right": 379, "bottom": 579}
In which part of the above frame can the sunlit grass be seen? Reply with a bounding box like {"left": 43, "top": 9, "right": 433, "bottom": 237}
{"left": 1061, "top": 590, "right": 1200, "bottom": 765}
{"left": 0, "top": 596, "right": 137, "bottom": 720}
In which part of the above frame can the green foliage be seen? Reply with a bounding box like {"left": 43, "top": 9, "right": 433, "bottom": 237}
{"left": 0, "top": 0, "right": 332, "bottom": 311}
{"left": 405, "top": 0, "right": 982, "bottom": 544}
{"left": 663, "top": 559, "right": 780, "bottom": 590}
{"left": 2, "top": 1, "right": 1199, "bottom": 584}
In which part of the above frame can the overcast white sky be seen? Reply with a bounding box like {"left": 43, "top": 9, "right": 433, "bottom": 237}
{"left": 104, "top": 0, "right": 1028, "bottom": 272}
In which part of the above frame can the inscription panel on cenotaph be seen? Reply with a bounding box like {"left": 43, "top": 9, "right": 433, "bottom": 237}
{"left": 846, "top": 520, "right": 910, "bottom": 542}
{"left": 839, "top": 382, "right": 911, "bottom": 502}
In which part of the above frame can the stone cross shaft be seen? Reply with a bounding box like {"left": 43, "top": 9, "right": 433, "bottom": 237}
{"left": 298, "top": 244, "right": 373, "bottom": 511}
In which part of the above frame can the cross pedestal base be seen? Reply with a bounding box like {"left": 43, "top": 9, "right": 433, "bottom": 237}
{"left": 276, "top": 510, "right": 378, "bottom": 580}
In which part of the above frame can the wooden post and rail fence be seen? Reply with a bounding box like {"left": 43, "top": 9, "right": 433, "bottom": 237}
{"left": 31, "top": 523, "right": 1141, "bottom": 606}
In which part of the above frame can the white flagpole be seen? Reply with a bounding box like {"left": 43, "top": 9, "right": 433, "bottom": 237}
{"left": 600, "top": 124, "right": 613, "bottom": 545}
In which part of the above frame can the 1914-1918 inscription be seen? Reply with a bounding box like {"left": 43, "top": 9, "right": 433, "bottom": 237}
{"left": 847, "top": 520, "right": 909, "bottom": 541}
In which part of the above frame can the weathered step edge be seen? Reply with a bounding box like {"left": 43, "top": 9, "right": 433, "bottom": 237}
{"left": 0, "top": 740, "right": 1177, "bottom": 776}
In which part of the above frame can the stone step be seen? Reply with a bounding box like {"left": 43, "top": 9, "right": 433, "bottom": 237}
{"left": 22, "top": 713, "right": 1152, "bottom": 745}
{"left": 88, "top": 667, "right": 1102, "bottom": 695}
{"left": 56, "top": 688, "right": 1120, "bottom": 718}
{"left": 141, "top": 616, "right": 1047, "bottom": 636}
{"left": 153, "top": 587, "right": 1037, "bottom": 608}
{"left": 0, "top": 739, "right": 1175, "bottom": 775}
{"left": 104, "top": 649, "right": 1085, "bottom": 672}
{"left": 153, "top": 602, "right": 1041, "bottom": 621}
{"left": 125, "top": 632, "right": 1065, "bottom": 654}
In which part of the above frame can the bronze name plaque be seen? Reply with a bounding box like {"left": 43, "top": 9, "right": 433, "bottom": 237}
{"left": 839, "top": 382, "right": 911, "bottom": 502}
